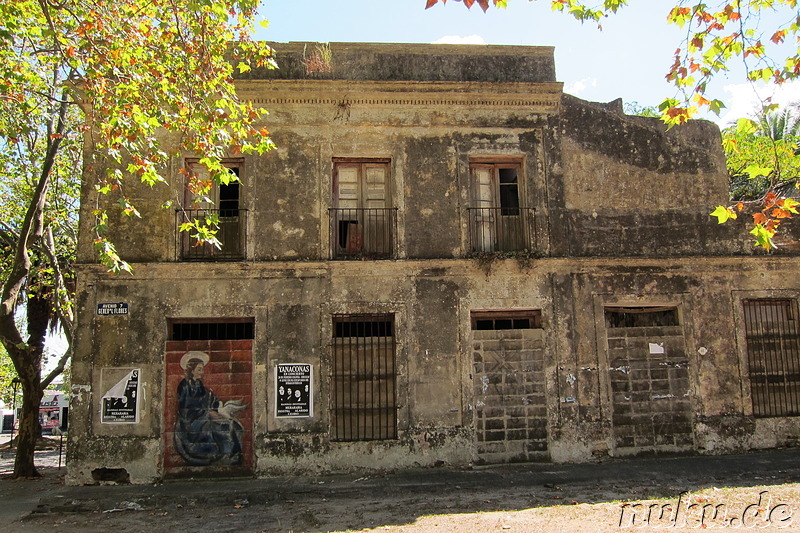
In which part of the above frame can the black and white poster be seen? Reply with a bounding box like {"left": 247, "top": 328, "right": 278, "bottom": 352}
{"left": 275, "top": 364, "right": 312, "bottom": 418}
{"left": 101, "top": 369, "right": 140, "bottom": 423}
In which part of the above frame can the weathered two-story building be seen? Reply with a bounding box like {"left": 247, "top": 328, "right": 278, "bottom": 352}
{"left": 67, "top": 42, "right": 800, "bottom": 484}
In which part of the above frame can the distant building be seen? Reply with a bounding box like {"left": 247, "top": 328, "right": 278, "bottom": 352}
{"left": 3, "top": 391, "right": 68, "bottom": 434}
{"left": 67, "top": 43, "right": 800, "bottom": 484}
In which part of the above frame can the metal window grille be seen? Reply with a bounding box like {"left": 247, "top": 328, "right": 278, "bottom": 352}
{"left": 171, "top": 320, "right": 254, "bottom": 341}
{"left": 177, "top": 209, "right": 247, "bottom": 261}
{"left": 604, "top": 306, "right": 679, "bottom": 328}
{"left": 467, "top": 207, "right": 536, "bottom": 253}
{"left": 470, "top": 309, "right": 542, "bottom": 330}
{"left": 331, "top": 314, "right": 397, "bottom": 441}
{"left": 329, "top": 208, "right": 397, "bottom": 259}
{"left": 743, "top": 299, "right": 800, "bottom": 417}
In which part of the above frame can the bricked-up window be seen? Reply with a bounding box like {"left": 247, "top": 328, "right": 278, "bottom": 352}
{"left": 170, "top": 320, "right": 254, "bottom": 340}
{"left": 331, "top": 314, "right": 397, "bottom": 441}
{"left": 743, "top": 299, "right": 800, "bottom": 417}
{"left": 605, "top": 306, "right": 679, "bottom": 328}
{"left": 471, "top": 309, "right": 542, "bottom": 331}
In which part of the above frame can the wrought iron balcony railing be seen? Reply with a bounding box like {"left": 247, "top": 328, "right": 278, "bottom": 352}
{"left": 467, "top": 207, "right": 536, "bottom": 253}
{"left": 177, "top": 209, "right": 247, "bottom": 260}
{"left": 329, "top": 208, "right": 397, "bottom": 259}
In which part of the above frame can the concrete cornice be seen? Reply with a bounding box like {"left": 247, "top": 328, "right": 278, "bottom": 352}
{"left": 235, "top": 80, "right": 563, "bottom": 111}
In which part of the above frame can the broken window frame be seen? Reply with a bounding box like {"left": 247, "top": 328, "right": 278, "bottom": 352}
{"left": 330, "top": 159, "right": 396, "bottom": 259}
{"left": 178, "top": 159, "right": 247, "bottom": 260}
{"left": 468, "top": 158, "right": 534, "bottom": 253}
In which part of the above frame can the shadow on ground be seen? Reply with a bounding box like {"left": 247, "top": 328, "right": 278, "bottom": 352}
{"left": 3, "top": 447, "right": 800, "bottom": 532}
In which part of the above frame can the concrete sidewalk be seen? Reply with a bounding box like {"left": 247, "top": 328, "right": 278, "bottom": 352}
{"left": 1, "top": 446, "right": 800, "bottom": 532}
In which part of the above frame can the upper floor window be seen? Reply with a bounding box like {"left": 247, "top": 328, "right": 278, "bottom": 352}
{"left": 178, "top": 160, "right": 247, "bottom": 261}
{"left": 330, "top": 159, "right": 397, "bottom": 259}
{"left": 468, "top": 160, "right": 536, "bottom": 253}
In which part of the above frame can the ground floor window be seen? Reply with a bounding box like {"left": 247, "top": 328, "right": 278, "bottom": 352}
{"left": 331, "top": 314, "right": 397, "bottom": 441}
{"left": 471, "top": 309, "right": 542, "bottom": 331}
{"left": 605, "top": 306, "right": 679, "bottom": 328}
{"left": 743, "top": 299, "right": 800, "bottom": 417}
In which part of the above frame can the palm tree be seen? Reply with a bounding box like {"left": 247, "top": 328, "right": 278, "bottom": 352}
{"left": 756, "top": 103, "right": 800, "bottom": 141}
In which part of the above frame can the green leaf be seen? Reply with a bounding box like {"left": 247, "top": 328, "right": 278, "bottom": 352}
{"left": 750, "top": 224, "right": 775, "bottom": 250}
{"left": 744, "top": 164, "right": 773, "bottom": 179}
{"left": 710, "top": 205, "right": 738, "bottom": 224}
{"left": 782, "top": 198, "right": 800, "bottom": 214}
{"left": 736, "top": 118, "right": 759, "bottom": 136}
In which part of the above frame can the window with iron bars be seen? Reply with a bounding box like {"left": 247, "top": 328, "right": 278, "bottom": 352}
{"left": 330, "top": 314, "right": 397, "bottom": 441}
{"left": 178, "top": 161, "right": 246, "bottom": 261}
{"left": 604, "top": 306, "right": 679, "bottom": 328}
{"left": 170, "top": 319, "right": 254, "bottom": 341}
{"left": 742, "top": 299, "right": 800, "bottom": 417}
{"left": 468, "top": 160, "right": 536, "bottom": 253}
{"left": 470, "top": 309, "right": 543, "bottom": 330}
{"left": 331, "top": 160, "right": 396, "bottom": 259}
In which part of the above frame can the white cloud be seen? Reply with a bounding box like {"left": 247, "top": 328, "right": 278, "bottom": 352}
{"left": 431, "top": 35, "right": 487, "bottom": 45}
{"left": 715, "top": 80, "right": 800, "bottom": 127}
{"left": 565, "top": 77, "right": 598, "bottom": 96}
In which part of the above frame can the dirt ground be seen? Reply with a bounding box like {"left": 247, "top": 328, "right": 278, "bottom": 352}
{"left": 2, "top": 441, "right": 800, "bottom": 533}
{"left": 17, "top": 478, "right": 800, "bottom": 533}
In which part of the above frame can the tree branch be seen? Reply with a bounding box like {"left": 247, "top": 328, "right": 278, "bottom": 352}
{"left": 42, "top": 344, "right": 71, "bottom": 390}
{"left": 0, "top": 92, "right": 69, "bottom": 325}
{"left": 40, "top": 226, "right": 74, "bottom": 340}
{"left": 0, "top": 221, "right": 19, "bottom": 249}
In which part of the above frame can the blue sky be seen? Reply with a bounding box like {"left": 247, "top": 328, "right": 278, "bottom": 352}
{"left": 256, "top": 0, "right": 799, "bottom": 126}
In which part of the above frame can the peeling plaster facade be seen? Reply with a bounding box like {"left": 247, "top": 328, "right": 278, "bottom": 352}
{"left": 68, "top": 43, "right": 800, "bottom": 484}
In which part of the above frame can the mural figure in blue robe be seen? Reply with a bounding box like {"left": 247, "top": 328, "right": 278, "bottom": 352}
{"left": 174, "top": 351, "right": 246, "bottom": 466}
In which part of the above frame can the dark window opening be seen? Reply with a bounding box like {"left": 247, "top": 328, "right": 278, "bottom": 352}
{"left": 170, "top": 320, "right": 254, "bottom": 341}
{"left": 605, "top": 307, "right": 679, "bottom": 328}
{"left": 337, "top": 220, "right": 358, "bottom": 250}
{"left": 471, "top": 310, "right": 542, "bottom": 330}
{"left": 468, "top": 161, "right": 533, "bottom": 254}
{"left": 218, "top": 168, "right": 240, "bottom": 217}
{"left": 499, "top": 167, "right": 520, "bottom": 216}
{"left": 334, "top": 318, "right": 393, "bottom": 338}
{"left": 179, "top": 162, "right": 245, "bottom": 261}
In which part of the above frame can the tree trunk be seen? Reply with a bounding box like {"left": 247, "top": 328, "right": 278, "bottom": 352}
{"left": 13, "top": 372, "right": 43, "bottom": 478}
{"left": 11, "top": 293, "right": 49, "bottom": 478}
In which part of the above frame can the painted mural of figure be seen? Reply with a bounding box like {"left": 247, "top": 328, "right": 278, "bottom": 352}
{"left": 174, "top": 351, "right": 246, "bottom": 466}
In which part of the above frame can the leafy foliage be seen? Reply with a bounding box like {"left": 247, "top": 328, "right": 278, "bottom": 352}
{"left": 624, "top": 101, "right": 661, "bottom": 117}
{"left": 712, "top": 105, "right": 800, "bottom": 249}
{"left": 425, "top": 0, "right": 800, "bottom": 127}
{"left": 1, "top": 0, "right": 275, "bottom": 273}
{"left": 0, "top": 0, "right": 271, "bottom": 478}
{"left": 0, "top": 343, "right": 16, "bottom": 407}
